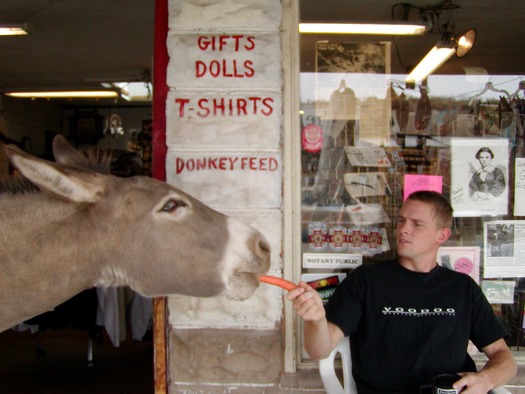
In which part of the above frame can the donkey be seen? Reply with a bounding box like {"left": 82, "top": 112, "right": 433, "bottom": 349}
{"left": 0, "top": 135, "right": 271, "bottom": 332}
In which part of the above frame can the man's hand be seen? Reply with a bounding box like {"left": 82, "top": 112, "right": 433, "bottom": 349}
{"left": 454, "top": 339, "right": 516, "bottom": 394}
{"left": 287, "top": 281, "right": 344, "bottom": 360}
{"left": 286, "top": 281, "right": 325, "bottom": 322}
{"left": 454, "top": 372, "right": 491, "bottom": 394}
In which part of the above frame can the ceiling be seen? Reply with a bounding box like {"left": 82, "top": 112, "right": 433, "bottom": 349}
{"left": 0, "top": 0, "right": 155, "bottom": 107}
{"left": 0, "top": 0, "right": 523, "bottom": 107}
{"left": 300, "top": 0, "right": 525, "bottom": 77}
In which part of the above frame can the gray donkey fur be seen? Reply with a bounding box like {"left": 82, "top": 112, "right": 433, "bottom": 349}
{"left": 0, "top": 135, "right": 270, "bottom": 332}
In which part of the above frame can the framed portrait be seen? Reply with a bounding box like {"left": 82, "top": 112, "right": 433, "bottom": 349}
{"left": 450, "top": 138, "right": 508, "bottom": 216}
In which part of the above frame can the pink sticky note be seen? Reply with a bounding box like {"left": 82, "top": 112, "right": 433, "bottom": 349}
{"left": 403, "top": 174, "right": 443, "bottom": 201}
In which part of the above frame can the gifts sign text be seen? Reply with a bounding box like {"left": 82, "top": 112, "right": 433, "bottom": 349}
{"left": 173, "top": 35, "right": 275, "bottom": 119}
{"left": 196, "top": 35, "right": 255, "bottom": 79}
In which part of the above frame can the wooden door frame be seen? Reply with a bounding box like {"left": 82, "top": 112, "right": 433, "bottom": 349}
{"left": 152, "top": 0, "right": 169, "bottom": 392}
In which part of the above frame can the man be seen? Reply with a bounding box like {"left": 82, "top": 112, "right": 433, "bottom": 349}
{"left": 288, "top": 191, "right": 516, "bottom": 394}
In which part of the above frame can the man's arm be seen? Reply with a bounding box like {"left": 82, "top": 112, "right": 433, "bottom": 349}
{"left": 287, "top": 282, "right": 345, "bottom": 360}
{"left": 454, "top": 338, "right": 516, "bottom": 394}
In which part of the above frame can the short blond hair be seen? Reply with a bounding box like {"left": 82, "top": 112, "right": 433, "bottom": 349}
{"left": 405, "top": 190, "right": 453, "bottom": 228}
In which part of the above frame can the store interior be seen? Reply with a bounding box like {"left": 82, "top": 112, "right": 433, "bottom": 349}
{"left": 297, "top": 0, "right": 525, "bottom": 366}
{"left": 1, "top": 0, "right": 525, "bottom": 392}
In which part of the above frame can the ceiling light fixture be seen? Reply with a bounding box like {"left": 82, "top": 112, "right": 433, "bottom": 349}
{"left": 108, "top": 82, "right": 152, "bottom": 101}
{"left": 101, "top": 70, "right": 152, "bottom": 101}
{"left": 405, "top": 28, "right": 477, "bottom": 83}
{"left": 5, "top": 91, "right": 119, "bottom": 99}
{"left": 0, "top": 23, "right": 30, "bottom": 36}
{"left": 405, "top": 44, "right": 455, "bottom": 83}
{"left": 454, "top": 28, "right": 476, "bottom": 58}
{"left": 299, "top": 22, "right": 429, "bottom": 36}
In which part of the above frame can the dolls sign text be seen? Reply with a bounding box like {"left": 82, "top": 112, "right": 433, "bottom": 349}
{"left": 167, "top": 32, "right": 282, "bottom": 89}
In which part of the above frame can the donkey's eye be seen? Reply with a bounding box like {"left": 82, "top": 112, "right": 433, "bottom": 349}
{"left": 161, "top": 199, "right": 185, "bottom": 212}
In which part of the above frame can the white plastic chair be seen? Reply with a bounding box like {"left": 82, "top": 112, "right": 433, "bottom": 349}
{"left": 319, "top": 337, "right": 512, "bottom": 394}
{"left": 319, "top": 337, "right": 357, "bottom": 394}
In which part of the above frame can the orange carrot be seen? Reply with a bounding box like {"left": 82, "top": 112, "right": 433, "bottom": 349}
{"left": 258, "top": 275, "right": 298, "bottom": 291}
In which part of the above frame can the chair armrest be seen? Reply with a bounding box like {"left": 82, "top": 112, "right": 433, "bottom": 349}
{"left": 489, "top": 387, "right": 512, "bottom": 394}
{"left": 319, "top": 338, "right": 511, "bottom": 394}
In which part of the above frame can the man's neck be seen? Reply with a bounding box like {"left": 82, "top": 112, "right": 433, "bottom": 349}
{"left": 398, "top": 257, "right": 438, "bottom": 273}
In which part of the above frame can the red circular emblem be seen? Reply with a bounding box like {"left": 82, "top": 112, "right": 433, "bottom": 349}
{"left": 302, "top": 124, "right": 323, "bottom": 153}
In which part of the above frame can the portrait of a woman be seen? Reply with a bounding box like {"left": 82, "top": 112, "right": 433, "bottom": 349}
{"left": 469, "top": 147, "right": 506, "bottom": 201}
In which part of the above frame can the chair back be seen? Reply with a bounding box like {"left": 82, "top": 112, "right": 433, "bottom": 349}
{"left": 318, "top": 337, "right": 357, "bottom": 394}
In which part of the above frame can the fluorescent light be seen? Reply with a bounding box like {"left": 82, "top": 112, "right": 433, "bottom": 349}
{"left": 405, "top": 45, "right": 456, "bottom": 83}
{"left": 6, "top": 91, "right": 119, "bottom": 98}
{"left": 299, "top": 22, "right": 429, "bottom": 36}
{"left": 0, "top": 23, "right": 30, "bottom": 36}
{"left": 405, "top": 27, "right": 477, "bottom": 83}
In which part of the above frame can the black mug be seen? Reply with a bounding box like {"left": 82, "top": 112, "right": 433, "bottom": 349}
{"left": 421, "top": 373, "right": 462, "bottom": 394}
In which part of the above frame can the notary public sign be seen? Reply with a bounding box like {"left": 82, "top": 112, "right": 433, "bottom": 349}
{"left": 302, "top": 253, "right": 363, "bottom": 269}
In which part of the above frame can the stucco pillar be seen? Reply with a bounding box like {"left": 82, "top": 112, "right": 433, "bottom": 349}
{"left": 164, "top": 1, "right": 285, "bottom": 392}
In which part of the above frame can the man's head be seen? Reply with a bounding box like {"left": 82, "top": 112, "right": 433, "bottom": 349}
{"left": 405, "top": 190, "right": 453, "bottom": 229}
{"left": 396, "top": 191, "right": 453, "bottom": 269}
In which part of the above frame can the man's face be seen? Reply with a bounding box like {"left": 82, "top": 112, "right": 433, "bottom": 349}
{"left": 396, "top": 199, "right": 448, "bottom": 264}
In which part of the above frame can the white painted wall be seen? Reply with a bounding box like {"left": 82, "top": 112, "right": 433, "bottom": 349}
{"left": 165, "top": 0, "right": 284, "bottom": 329}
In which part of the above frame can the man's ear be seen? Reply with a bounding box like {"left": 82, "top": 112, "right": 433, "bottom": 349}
{"left": 437, "top": 227, "right": 451, "bottom": 244}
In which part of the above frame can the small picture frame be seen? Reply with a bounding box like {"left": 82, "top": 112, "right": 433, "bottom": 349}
{"left": 69, "top": 111, "right": 104, "bottom": 145}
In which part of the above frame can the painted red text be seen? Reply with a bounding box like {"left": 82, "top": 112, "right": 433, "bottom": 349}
{"left": 197, "top": 35, "right": 255, "bottom": 52}
{"left": 174, "top": 97, "right": 274, "bottom": 118}
{"left": 195, "top": 59, "right": 254, "bottom": 79}
{"left": 175, "top": 156, "right": 279, "bottom": 174}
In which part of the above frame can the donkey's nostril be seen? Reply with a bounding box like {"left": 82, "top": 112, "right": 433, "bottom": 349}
{"left": 253, "top": 235, "right": 271, "bottom": 272}
{"left": 259, "top": 239, "right": 271, "bottom": 255}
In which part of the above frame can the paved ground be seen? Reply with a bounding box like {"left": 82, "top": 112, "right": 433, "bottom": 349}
{"left": 1, "top": 327, "right": 525, "bottom": 393}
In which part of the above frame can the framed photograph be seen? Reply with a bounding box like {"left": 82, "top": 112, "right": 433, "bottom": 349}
{"left": 437, "top": 246, "right": 481, "bottom": 283}
{"left": 483, "top": 220, "right": 525, "bottom": 278}
{"left": 344, "top": 147, "right": 391, "bottom": 167}
{"left": 343, "top": 172, "right": 391, "bottom": 198}
{"left": 68, "top": 110, "right": 104, "bottom": 145}
{"left": 315, "top": 42, "right": 387, "bottom": 73}
{"left": 481, "top": 280, "right": 515, "bottom": 304}
{"left": 450, "top": 138, "right": 508, "bottom": 216}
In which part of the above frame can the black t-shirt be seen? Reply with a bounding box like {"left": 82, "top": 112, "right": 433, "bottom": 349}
{"left": 325, "top": 260, "right": 508, "bottom": 394}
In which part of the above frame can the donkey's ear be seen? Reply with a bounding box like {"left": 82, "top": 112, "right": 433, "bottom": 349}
{"left": 5, "top": 144, "right": 106, "bottom": 203}
{"left": 52, "top": 135, "right": 112, "bottom": 174}
{"left": 52, "top": 134, "right": 91, "bottom": 168}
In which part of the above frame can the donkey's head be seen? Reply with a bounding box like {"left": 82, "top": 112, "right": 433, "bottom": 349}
{"left": 4, "top": 136, "right": 271, "bottom": 301}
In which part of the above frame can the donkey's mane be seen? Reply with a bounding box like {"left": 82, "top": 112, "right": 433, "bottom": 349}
{"left": 0, "top": 146, "right": 113, "bottom": 196}
{"left": 0, "top": 175, "right": 40, "bottom": 195}
{"left": 79, "top": 148, "right": 113, "bottom": 174}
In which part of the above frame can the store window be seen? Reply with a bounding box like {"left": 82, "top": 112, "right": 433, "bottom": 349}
{"left": 298, "top": 1, "right": 525, "bottom": 359}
